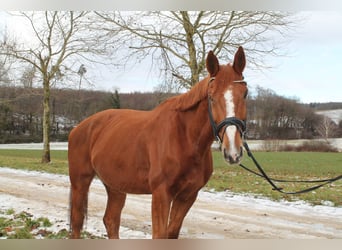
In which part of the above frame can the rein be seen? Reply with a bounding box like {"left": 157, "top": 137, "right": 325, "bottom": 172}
{"left": 207, "top": 77, "right": 342, "bottom": 195}
{"left": 240, "top": 141, "right": 342, "bottom": 194}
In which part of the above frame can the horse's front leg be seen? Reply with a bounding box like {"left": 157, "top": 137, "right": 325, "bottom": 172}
{"left": 167, "top": 192, "right": 198, "bottom": 239}
{"left": 151, "top": 185, "right": 172, "bottom": 239}
{"left": 103, "top": 186, "right": 127, "bottom": 239}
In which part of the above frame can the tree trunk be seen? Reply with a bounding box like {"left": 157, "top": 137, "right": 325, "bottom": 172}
{"left": 41, "top": 78, "right": 51, "bottom": 163}
{"left": 180, "top": 11, "right": 199, "bottom": 86}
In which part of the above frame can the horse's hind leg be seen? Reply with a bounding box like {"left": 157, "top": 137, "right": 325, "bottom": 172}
{"left": 69, "top": 168, "right": 95, "bottom": 239}
{"left": 103, "top": 186, "right": 127, "bottom": 239}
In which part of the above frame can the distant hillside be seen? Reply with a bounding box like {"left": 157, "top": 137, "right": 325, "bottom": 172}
{"left": 316, "top": 109, "right": 342, "bottom": 124}
{"left": 307, "top": 102, "right": 342, "bottom": 110}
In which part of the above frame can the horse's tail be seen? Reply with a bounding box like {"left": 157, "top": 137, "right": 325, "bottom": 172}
{"left": 69, "top": 186, "right": 72, "bottom": 234}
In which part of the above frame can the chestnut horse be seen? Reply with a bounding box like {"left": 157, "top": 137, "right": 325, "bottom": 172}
{"left": 68, "top": 46, "right": 248, "bottom": 239}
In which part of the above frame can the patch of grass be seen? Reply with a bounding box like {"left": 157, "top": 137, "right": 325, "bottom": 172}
{"left": 0, "top": 210, "right": 40, "bottom": 239}
{"left": 0, "top": 149, "right": 68, "bottom": 175}
{"left": 207, "top": 151, "right": 342, "bottom": 206}
{"left": 46, "top": 229, "right": 70, "bottom": 239}
{"left": 0, "top": 217, "right": 12, "bottom": 233}
{"left": 7, "top": 228, "right": 34, "bottom": 239}
{"left": 0, "top": 209, "right": 101, "bottom": 239}
{"left": 38, "top": 217, "right": 53, "bottom": 227}
{"left": 6, "top": 209, "right": 15, "bottom": 215}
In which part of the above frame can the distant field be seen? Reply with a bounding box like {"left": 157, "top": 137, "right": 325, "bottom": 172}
{"left": 0, "top": 149, "right": 341, "bottom": 206}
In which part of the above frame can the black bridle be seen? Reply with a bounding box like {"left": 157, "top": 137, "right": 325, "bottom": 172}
{"left": 207, "top": 77, "right": 247, "bottom": 145}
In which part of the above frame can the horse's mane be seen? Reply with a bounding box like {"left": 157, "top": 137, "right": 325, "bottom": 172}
{"left": 157, "top": 78, "right": 209, "bottom": 112}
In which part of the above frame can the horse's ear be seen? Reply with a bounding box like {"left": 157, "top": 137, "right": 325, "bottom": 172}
{"left": 233, "top": 46, "right": 246, "bottom": 75}
{"left": 206, "top": 51, "right": 219, "bottom": 77}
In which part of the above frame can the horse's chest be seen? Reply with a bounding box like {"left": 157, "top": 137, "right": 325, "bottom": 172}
{"left": 170, "top": 161, "right": 213, "bottom": 196}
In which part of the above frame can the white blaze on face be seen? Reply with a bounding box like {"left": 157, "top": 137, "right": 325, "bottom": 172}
{"left": 224, "top": 89, "right": 239, "bottom": 155}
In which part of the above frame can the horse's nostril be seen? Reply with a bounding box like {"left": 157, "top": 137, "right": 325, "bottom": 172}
{"left": 223, "top": 147, "right": 243, "bottom": 164}
{"left": 223, "top": 148, "right": 237, "bottom": 164}
{"left": 228, "top": 155, "right": 234, "bottom": 163}
{"left": 223, "top": 148, "right": 228, "bottom": 159}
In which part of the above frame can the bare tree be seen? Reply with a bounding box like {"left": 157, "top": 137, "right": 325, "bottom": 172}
{"left": 316, "top": 116, "right": 337, "bottom": 141}
{"left": 0, "top": 53, "right": 12, "bottom": 86}
{"left": 96, "top": 11, "right": 297, "bottom": 90}
{"left": 1, "top": 11, "right": 114, "bottom": 163}
{"left": 77, "top": 64, "right": 87, "bottom": 90}
{"left": 20, "top": 65, "right": 36, "bottom": 88}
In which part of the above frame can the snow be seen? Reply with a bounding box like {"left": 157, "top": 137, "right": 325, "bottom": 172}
{"left": 0, "top": 142, "right": 68, "bottom": 150}
{"left": 198, "top": 189, "right": 342, "bottom": 218}
{"left": 0, "top": 167, "right": 341, "bottom": 239}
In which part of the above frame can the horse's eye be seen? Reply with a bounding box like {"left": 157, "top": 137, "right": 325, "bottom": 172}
{"left": 243, "top": 89, "right": 248, "bottom": 99}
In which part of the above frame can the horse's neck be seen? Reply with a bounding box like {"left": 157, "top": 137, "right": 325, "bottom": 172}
{"left": 175, "top": 78, "right": 209, "bottom": 111}
{"left": 179, "top": 98, "right": 214, "bottom": 152}
{"left": 154, "top": 79, "right": 214, "bottom": 152}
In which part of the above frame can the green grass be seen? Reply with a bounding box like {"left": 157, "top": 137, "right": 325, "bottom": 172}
{"left": 0, "top": 149, "right": 341, "bottom": 206}
{"left": 0, "top": 149, "right": 68, "bottom": 175}
{"left": 208, "top": 151, "right": 342, "bottom": 206}
{"left": 0, "top": 209, "right": 101, "bottom": 239}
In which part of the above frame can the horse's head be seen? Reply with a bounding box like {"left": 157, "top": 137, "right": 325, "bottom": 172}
{"left": 206, "top": 46, "right": 247, "bottom": 164}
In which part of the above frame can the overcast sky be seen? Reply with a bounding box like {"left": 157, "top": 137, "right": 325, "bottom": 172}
{"left": 1, "top": 11, "right": 342, "bottom": 103}
{"left": 249, "top": 11, "right": 342, "bottom": 103}
{"left": 96, "top": 11, "right": 342, "bottom": 103}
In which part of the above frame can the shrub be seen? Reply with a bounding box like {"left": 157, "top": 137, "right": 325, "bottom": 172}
{"left": 280, "top": 141, "right": 338, "bottom": 152}
{"left": 261, "top": 140, "right": 287, "bottom": 152}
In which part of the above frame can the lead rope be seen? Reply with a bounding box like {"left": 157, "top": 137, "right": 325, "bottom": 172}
{"left": 240, "top": 141, "right": 342, "bottom": 195}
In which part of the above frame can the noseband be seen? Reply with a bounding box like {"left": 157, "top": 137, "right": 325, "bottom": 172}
{"left": 207, "top": 77, "right": 247, "bottom": 144}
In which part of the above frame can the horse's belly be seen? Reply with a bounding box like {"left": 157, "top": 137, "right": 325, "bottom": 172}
{"left": 90, "top": 122, "right": 153, "bottom": 194}
{"left": 92, "top": 153, "right": 152, "bottom": 194}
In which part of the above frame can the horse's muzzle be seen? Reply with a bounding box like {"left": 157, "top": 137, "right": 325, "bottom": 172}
{"left": 223, "top": 146, "right": 243, "bottom": 165}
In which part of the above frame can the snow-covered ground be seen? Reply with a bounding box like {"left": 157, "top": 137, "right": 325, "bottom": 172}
{"left": 0, "top": 167, "right": 341, "bottom": 239}
{"left": 245, "top": 138, "right": 342, "bottom": 152}
{"left": 0, "top": 142, "right": 68, "bottom": 150}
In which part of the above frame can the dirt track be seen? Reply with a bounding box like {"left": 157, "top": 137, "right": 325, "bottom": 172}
{"left": 0, "top": 167, "right": 341, "bottom": 239}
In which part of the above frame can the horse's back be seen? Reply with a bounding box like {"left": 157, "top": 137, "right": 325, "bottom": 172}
{"left": 69, "top": 108, "right": 151, "bottom": 154}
